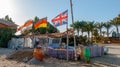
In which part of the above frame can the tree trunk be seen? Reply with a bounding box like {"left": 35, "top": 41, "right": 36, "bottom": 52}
{"left": 107, "top": 29, "right": 109, "bottom": 38}
{"left": 77, "top": 30, "right": 79, "bottom": 36}
{"left": 82, "top": 32, "right": 83, "bottom": 37}
{"left": 91, "top": 31, "right": 93, "bottom": 44}
{"left": 100, "top": 29, "right": 102, "bottom": 36}
{"left": 87, "top": 31, "right": 90, "bottom": 43}
{"left": 116, "top": 26, "right": 119, "bottom": 34}
{"left": 81, "top": 30, "right": 83, "bottom": 37}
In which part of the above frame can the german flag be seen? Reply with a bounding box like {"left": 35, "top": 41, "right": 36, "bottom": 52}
{"left": 34, "top": 18, "right": 47, "bottom": 29}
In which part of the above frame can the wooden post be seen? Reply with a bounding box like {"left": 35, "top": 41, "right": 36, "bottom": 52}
{"left": 70, "top": 0, "right": 77, "bottom": 61}
{"left": 66, "top": 15, "right": 69, "bottom": 61}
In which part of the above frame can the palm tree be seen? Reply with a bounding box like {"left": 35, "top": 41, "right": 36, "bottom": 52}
{"left": 34, "top": 16, "right": 39, "bottom": 24}
{"left": 84, "top": 22, "right": 90, "bottom": 42}
{"left": 104, "top": 22, "right": 112, "bottom": 38}
{"left": 96, "top": 22, "right": 104, "bottom": 36}
{"left": 84, "top": 21, "right": 94, "bottom": 43}
{"left": 3, "top": 15, "right": 14, "bottom": 23}
{"left": 31, "top": 16, "right": 39, "bottom": 33}
{"left": 71, "top": 21, "right": 80, "bottom": 36}
{"left": 102, "top": 31, "right": 106, "bottom": 37}
{"left": 110, "top": 17, "right": 120, "bottom": 34}
{"left": 89, "top": 21, "right": 95, "bottom": 43}
{"left": 93, "top": 29, "right": 99, "bottom": 43}
{"left": 79, "top": 21, "right": 87, "bottom": 36}
{"left": 47, "top": 23, "right": 59, "bottom": 33}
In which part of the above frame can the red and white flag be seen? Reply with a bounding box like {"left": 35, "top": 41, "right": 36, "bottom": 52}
{"left": 17, "top": 20, "right": 33, "bottom": 32}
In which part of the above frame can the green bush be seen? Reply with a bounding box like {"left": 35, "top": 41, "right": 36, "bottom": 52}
{"left": 104, "top": 37, "right": 110, "bottom": 44}
{"left": 0, "top": 28, "right": 16, "bottom": 48}
{"left": 96, "top": 36, "right": 102, "bottom": 43}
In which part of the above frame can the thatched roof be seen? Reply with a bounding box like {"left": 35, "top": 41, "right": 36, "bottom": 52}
{"left": 15, "top": 33, "right": 65, "bottom": 38}
{"left": 0, "top": 19, "right": 17, "bottom": 28}
{"left": 48, "top": 33, "right": 64, "bottom": 38}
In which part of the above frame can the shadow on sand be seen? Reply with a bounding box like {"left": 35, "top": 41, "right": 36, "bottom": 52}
{"left": 6, "top": 49, "right": 33, "bottom": 63}
{"left": 91, "top": 52, "right": 120, "bottom": 66}
{"left": 3, "top": 46, "right": 120, "bottom": 67}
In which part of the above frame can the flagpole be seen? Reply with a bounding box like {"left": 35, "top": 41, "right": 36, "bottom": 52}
{"left": 32, "top": 20, "right": 35, "bottom": 48}
{"left": 66, "top": 17, "right": 69, "bottom": 61}
{"left": 45, "top": 17, "right": 49, "bottom": 48}
{"left": 70, "top": 0, "right": 77, "bottom": 61}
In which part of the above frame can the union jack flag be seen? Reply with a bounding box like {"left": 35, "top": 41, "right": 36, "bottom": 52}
{"left": 51, "top": 10, "right": 68, "bottom": 27}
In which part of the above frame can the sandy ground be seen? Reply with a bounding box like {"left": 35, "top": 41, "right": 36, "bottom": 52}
{"left": 0, "top": 44, "right": 120, "bottom": 67}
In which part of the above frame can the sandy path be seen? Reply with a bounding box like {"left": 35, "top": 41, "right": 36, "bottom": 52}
{"left": 91, "top": 44, "right": 120, "bottom": 67}
{"left": 0, "top": 44, "right": 120, "bottom": 67}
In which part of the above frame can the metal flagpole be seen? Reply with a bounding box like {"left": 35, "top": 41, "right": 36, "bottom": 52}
{"left": 70, "top": 0, "right": 77, "bottom": 61}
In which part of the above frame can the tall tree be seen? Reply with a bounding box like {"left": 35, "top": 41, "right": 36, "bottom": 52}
{"left": 71, "top": 21, "right": 80, "bottom": 36}
{"left": 93, "top": 29, "right": 99, "bottom": 43}
{"left": 84, "top": 21, "right": 94, "bottom": 43}
{"left": 102, "top": 31, "right": 106, "bottom": 38}
{"left": 104, "top": 22, "right": 112, "bottom": 38}
{"left": 47, "top": 23, "right": 59, "bottom": 33}
{"left": 110, "top": 17, "right": 120, "bottom": 34}
{"left": 32, "top": 16, "right": 39, "bottom": 33}
{"left": 5, "top": 15, "right": 9, "bottom": 21}
{"left": 34, "top": 16, "right": 39, "bottom": 24}
{"left": 79, "top": 21, "right": 87, "bottom": 36}
{"left": 4, "top": 15, "right": 14, "bottom": 23}
{"left": 96, "top": 22, "right": 104, "bottom": 36}
{"left": 89, "top": 21, "right": 95, "bottom": 43}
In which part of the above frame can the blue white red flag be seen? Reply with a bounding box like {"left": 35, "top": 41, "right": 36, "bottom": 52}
{"left": 51, "top": 10, "right": 68, "bottom": 27}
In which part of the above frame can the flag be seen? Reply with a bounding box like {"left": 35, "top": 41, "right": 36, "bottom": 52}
{"left": 24, "top": 20, "right": 33, "bottom": 27}
{"left": 22, "top": 20, "right": 33, "bottom": 31}
{"left": 17, "top": 25, "right": 24, "bottom": 31}
{"left": 17, "top": 20, "right": 33, "bottom": 31}
{"left": 51, "top": 10, "right": 68, "bottom": 27}
{"left": 34, "top": 18, "right": 47, "bottom": 29}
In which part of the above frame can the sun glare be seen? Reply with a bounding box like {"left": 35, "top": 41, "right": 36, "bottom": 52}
{"left": 0, "top": 0, "right": 16, "bottom": 17}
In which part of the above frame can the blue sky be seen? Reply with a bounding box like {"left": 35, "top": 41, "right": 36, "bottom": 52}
{"left": 0, "top": 0, "right": 120, "bottom": 32}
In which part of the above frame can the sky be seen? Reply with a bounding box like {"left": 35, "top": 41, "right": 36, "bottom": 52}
{"left": 0, "top": 0, "right": 120, "bottom": 33}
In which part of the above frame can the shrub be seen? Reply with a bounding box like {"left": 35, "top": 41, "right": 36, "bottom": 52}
{"left": 0, "top": 28, "right": 16, "bottom": 48}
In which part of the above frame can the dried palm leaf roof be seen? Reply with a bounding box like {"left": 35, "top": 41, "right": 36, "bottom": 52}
{"left": 0, "top": 19, "right": 17, "bottom": 27}
{"left": 16, "top": 33, "right": 65, "bottom": 38}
